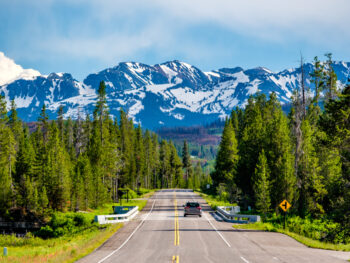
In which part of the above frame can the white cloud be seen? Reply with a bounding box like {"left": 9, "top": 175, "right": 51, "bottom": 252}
{"left": 0, "top": 52, "right": 41, "bottom": 86}
{"left": 2, "top": 0, "right": 350, "bottom": 75}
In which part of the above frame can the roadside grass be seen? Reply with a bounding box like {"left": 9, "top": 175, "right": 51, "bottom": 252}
{"left": 0, "top": 198, "right": 148, "bottom": 262}
{"left": 195, "top": 191, "right": 237, "bottom": 210}
{"left": 234, "top": 222, "right": 350, "bottom": 251}
{"left": 0, "top": 223, "right": 123, "bottom": 263}
{"left": 93, "top": 199, "right": 148, "bottom": 215}
{"left": 140, "top": 190, "right": 156, "bottom": 199}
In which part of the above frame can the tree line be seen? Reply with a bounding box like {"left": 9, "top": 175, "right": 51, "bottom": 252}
{"left": 212, "top": 54, "right": 350, "bottom": 229}
{"left": 0, "top": 81, "right": 206, "bottom": 216}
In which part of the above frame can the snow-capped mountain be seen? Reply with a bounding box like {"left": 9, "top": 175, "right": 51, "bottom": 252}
{"left": 1, "top": 53, "right": 349, "bottom": 129}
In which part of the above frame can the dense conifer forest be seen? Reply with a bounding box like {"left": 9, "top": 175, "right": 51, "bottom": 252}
{"left": 0, "top": 81, "right": 208, "bottom": 218}
{"left": 211, "top": 55, "right": 350, "bottom": 242}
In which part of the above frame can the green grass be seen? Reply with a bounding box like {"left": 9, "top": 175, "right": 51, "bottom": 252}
{"left": 0, "top": 223, "right": 123, "bottom": 263}
{"left": 0, "top": 198, "right": 148, "bottom": 263}
{"left": 195, "top": 191, "right": 237, "bottom": 210}
{"left": 93, "top": 199, "right": 148, "bottom": 215}
{"left": 234, "top": 222, "right": 350, "bottom": 251}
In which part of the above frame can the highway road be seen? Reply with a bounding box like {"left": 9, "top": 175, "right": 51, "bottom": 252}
{"left": 79, "top": 190, "right": 350, "bottom": 263}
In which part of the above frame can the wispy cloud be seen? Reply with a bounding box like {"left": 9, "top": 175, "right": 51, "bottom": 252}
{"left": 1, "top": 0, "right": 349, "bottom": 79}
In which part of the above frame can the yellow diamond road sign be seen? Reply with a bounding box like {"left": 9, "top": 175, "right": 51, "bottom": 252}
{"left": 279, "top": 200, "right": 291, "bottom": 212}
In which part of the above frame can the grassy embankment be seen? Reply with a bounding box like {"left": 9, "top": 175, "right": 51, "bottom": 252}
{"left": 197, "top": 190, "right": 350, "bottom": 252}
{"left": 195, "top": 191, "right": 237, "bottom": 210}
{"left": 0, "top": 190, "right": 154, "bottom": 263}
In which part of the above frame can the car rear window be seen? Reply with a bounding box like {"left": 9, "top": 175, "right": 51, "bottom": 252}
{"left": 187, "top": 202, "right": 199, "bottom": 207}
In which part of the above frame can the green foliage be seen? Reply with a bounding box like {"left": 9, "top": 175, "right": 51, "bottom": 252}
{"left": 36, "top": 212, "right": 98, "bottom": 238}
{"left": 253, "top": 149, "right": 271, "bottom": 216}
{"left": 212, "top": 119, "right": 239, "bottom": 186}
{"left": 0, "top": 80, "right": 187, "bottom": 219}
{"left": 211, "top": 55, "right": 350, "bottom": 244}
{"left": 197, "top": 191, "right": 237, "bottom": 210}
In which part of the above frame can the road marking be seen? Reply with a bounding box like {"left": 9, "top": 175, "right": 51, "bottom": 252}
{"left": 172, "top": 255, "right": 179, "bottom": 263}
{"left": 205, "top": 213, "right": 231, "bottom": 247}
{"left": 97, "top": 199, "right": 156, "bottom": 263}
{"left": 191, "top": 195, "right": 231, "bottom": 248}
{"left": 240, "top": 256, "right": 250, "bottom": 263}
{"left": 174, "top": 192, "right": 179, "bottom": 246}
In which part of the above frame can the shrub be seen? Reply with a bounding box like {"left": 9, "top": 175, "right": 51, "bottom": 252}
{"left": 36, "top": 212, "right": 97, "bottom": 239}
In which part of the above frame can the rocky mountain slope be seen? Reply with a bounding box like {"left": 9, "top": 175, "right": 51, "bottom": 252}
{"left": 1, "top": 52, "right": 349, "bottom": 129}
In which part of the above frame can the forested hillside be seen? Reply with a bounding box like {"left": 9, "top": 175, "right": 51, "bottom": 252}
{"left": 157, "top": 120, "right": 225, "bottom": 166}
{"left": 0, "top": 81, "right": 207, "bottom": 218}
{"left": 211, "top": 55, "right": 350, "bottom": 243}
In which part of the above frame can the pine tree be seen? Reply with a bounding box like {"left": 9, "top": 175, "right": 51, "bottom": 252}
{"left": 310, "top": 56, "right": 324, "bottom": 104}
{"left": 182, "top": 140, "right": 191, "bottom": 183}
{"left": 57, "top": 105, "right": 65, "bottom": 143}
{"left": 151, "top": 133, "right": 160, "bottom": 188}
{"left": 298, "top": 119, "right": 325, "bottom": 217}
{"left": 143, "top": 130, "right": 153, "bottom": 188}
{"left": 319, "top": 84, "right": 350, "bottom": 222}
{"left": 266, "top": 94, "right": 296, "bottom": 210}
{"left": 38, "top": 104, "right": 49, "bottom": 144}
{"left": 9, "top": 100, "right": 23, "bottom": 144}
{"left": 213, "top": 119, "right": 239, "bottom": 187}
{"left": 253, "top": 150, "right": 271, "bottom": 216}
{"left": 46, "top": 121, "right": 71, "bottom": 210}
{"left": 0, "top": 96, "right": 16, "bottom": 211}
{"left": 134, "top": 125, "right": 145, "bottom": 191}
{"left": 169, "top": 141, "right": 183, "bottom": 188}
{"left": 237, "top": 95, "right": 265, "bottom": 196}
{"left": 324, "top": 53, "right": 338, "bottom": 101}
{"left": 160, "top": 140, "right": 170, "bottom": 188}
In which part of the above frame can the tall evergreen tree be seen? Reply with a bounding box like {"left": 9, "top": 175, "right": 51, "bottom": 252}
{"left": 0, "top": 95, "right": 16, "bottom": 211}
{"left": 182, "top": 140, "right": 191, "bottom": 184}
{"left": 212, "top": 119, "right": 239, "bottom": 188}
{"left": 253, "top": 150, "right": 271, "bottom": 216}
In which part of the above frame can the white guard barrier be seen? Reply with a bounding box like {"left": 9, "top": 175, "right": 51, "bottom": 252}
{"left": 217, "top": 206, "right": 260, "bottom": 223}
{"left": 95, "top": 206, "right": 139, "bottom": 224}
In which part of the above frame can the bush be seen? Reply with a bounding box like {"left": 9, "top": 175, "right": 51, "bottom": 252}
{"left": 262, "top": 215, "right": 347, "bottom": 244}
{"left": 36, "top": 212, "right": 97, "bottom": 239}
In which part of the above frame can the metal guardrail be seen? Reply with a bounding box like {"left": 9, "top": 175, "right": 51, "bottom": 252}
{"left": 95, "top": 206, "right": 139, "bottom": 225}
{"left": 216, "top": 206, "right": 260, "bottom": 223}
{"left": 0, "top": 221, "right": 41, "bottom": 229}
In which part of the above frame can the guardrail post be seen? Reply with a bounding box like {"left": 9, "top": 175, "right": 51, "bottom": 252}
{"left": 3, "top": 247, "right": 8, "bottom": 256}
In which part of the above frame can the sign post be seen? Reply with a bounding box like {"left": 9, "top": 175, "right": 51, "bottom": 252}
{"left": 279, "top": 200, "right": 291, "bottom": 229}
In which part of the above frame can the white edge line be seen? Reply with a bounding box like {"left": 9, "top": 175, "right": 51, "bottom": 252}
{"left": 205, "top": 214, "right": 231, "bottom": 247}
{"left": 98, "top": 199, "right": 156, "bottom": 263}
{"left": 240, "top": 256, "right": 250, "bottom": 263}
{"left": 191, "top": 195, "right": 231, "bottom": 248}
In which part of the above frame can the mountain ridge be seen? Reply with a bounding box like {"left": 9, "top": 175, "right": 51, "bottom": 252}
{"left": 1, "top": 53, "right": 349, "bottom": 129}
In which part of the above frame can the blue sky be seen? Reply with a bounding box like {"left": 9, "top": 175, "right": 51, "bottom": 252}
{"left": 1, "top": 0, "right": 350, "bottom": 81}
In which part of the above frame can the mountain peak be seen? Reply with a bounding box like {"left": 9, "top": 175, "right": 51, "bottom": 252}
{"left": 1, "top": 55, "right": 350, "bottom": 129}
{"left": 0, "top": 52, "right": 41, "bottom": 86}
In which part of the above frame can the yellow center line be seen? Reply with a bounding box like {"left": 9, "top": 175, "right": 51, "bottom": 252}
{"left": 172, "top": 255, "right": 179, "bottom": 263}
{"left": 174, "top": 192, "right": 179, "bottom": 246}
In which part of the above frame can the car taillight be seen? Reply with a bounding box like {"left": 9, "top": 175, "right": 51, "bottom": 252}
{"left": 185, "top": 206, "right": 189, "bottom": 209}
{"left": 197, "top": 206, "right": 201, "bottom": 210}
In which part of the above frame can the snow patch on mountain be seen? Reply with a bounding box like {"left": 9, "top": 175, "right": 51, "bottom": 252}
{"left": 1, "top": 53, "right": 350, "bottom": 129}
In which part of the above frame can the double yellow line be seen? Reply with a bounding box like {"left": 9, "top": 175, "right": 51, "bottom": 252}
{"left": 172, "top": 192, "right": 180, "bottom": 262}
{"left": 174, "top": 195, "right": 179, "bottom": 246}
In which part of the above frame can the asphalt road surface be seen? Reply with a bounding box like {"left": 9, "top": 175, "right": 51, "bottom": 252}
{"left": 78, "top": 190, "right": 350, "bottom": 263}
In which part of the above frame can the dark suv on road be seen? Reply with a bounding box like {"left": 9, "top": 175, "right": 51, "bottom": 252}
{"left": 184, "top": 202, "right": 202, "bottom": 217}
